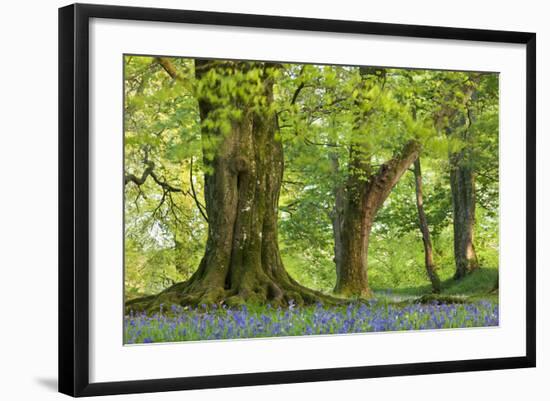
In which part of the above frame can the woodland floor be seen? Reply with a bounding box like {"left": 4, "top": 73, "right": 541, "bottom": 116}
{"left": 124, "top": 269, "right": 499, "bottom": 344}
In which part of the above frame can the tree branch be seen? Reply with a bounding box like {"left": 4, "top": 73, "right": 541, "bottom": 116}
{"left": 156, "top": 57, "right": 182, "bottom": 81}
{"left": 149, "top": 171, "right": 183, "bottom": 193}
{"left": 124, "top": 161, "right": 155, "bottom": 186}
{"left": 369, "top": 140, "right": 421, "bottom": 210}
{"left": 125, "top": 160, "right": 183, "bottom": 195}
{"left": 291, "top": 82, "right": 305, "bottom": 105}
{"left": 189, "top": 158, "right": 209, "bottom": 223}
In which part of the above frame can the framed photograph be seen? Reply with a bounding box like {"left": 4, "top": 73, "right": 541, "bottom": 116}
{"left": 59, "top": 3, "right": 536, "bottom": 397}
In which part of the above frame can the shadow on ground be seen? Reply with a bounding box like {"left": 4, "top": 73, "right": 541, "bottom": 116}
{"left": 35, "top": 377, "right": 57, "bottom": 392}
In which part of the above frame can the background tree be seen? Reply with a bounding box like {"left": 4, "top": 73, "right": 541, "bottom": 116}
{"left": 278, "top": 66, "right": 439, "bottom": 298}
{"left": 432, "top": 72, "right": 498, "bottom": 279}
{"left": 413, "top": 157, "right": 441, "bottom": 293}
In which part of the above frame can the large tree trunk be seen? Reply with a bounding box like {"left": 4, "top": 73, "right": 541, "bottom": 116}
{"left": 127, "top": 60, "right": 334, "bottom": 313}
{"left": 334, "top": 140, "right": 420, "bottom": 298}
{"left": 413, "top": 158, "right": 441, "bottom": 293}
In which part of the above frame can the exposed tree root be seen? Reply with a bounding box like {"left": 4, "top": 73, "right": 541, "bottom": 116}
{"left": 125, "top": 273, "right": 346, "bottom": 315}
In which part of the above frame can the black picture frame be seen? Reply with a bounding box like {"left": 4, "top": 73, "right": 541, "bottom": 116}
{"left": 59, "top": 3, "right": 536, "bottom": 397}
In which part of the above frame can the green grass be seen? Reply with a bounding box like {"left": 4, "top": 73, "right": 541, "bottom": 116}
{"left": 282, "top": 245, "right": 498, "bottom": 304}
{"left": 441, "top": 267, "right": 498, "bottom": 296}
{"left": 372, "top": 267, "right": 499, "bottom": 305}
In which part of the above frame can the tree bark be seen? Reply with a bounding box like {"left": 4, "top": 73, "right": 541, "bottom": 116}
{"left": 450, "top": 149, "right": 479, "bottom": 279}
{"left": 435, "top": 79, "right": 481, "bottom": 280}
{"left": 413, "top": 158, "right": 441, "bottom": 293}
{"left": 126, "top": 60, "right": 336, "bottom": 313}
{"left": 329, "top": 153, "right": 345, "bottom": 286}
{"left": 447, "top": 103, "right": 480, "bottom": 280}
{"left": 334, "top": 140, "right": 421, "bottom": 298}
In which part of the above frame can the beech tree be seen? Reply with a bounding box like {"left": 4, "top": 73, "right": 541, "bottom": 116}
{"left": 281, "top": 67, "right": 427, "bottom": 297}
{"left": 128, "top": 59, "right": 335, "bottom": 312}
{"left": 433, "top": 73, "right": 493, "bottom": 279}
{"left": 332, "top": 68, "right": 422, "bottom": 297}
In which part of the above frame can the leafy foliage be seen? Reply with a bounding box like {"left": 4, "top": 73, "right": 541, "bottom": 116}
{"left": 124, "top": 56, "right": 498, "bottom": 301}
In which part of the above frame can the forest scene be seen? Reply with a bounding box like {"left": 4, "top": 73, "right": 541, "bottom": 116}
{"left": 123, "top": 55, "right": 499, "bottom": 344}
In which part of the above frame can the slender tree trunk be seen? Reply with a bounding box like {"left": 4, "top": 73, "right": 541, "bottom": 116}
{"left": 413, "top": 158, "right": 441, "bottom": 293}
{"left": 436, "top": 81, "right": 480, "bottom": 280}
{"left": 450, "top": 149, "right": 479, "bottom": 279}
{"left": 127, "top": 60, "right": 335, "bottom": 313}
{"left": 335, "top": 140, "right": 421, "bottom": 297}
{"left": 329, "top": 153, "right": 345, "bottom": 285}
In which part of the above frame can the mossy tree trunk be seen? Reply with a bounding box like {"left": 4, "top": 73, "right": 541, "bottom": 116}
{"left": 335, "top": 140, "right": 420, "bottom": 298}
{"left": 127, "top": 60, "right": 335, "bottom": 313}
{"left": 450, "top": 147, "right": 479, "bottom": 279}
{"left": 434, "top": 79, "right": 480, "bottom": 280}
{"left": 447, "top": 97, "right": 480, "bottom": 280}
